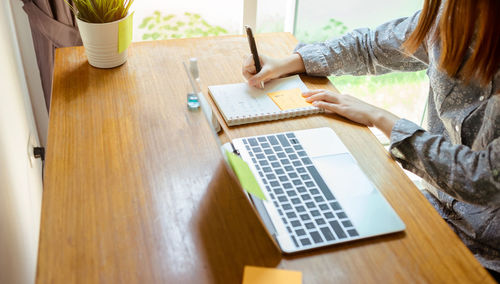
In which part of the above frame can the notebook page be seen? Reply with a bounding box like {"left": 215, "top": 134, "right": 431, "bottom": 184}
{"left": 208, "top": 75, "right": 309, "bottom": 119}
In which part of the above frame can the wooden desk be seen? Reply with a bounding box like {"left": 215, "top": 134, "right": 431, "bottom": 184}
{"left": 39, "top": 33, "right": 494, "bottom": 283}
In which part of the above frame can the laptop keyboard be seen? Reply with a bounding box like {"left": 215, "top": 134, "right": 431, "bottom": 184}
{"left": 242, "top": 132, "right": 359, "bottom": 248}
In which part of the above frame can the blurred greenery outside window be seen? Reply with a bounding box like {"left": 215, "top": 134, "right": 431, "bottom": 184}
{"left": 133, "top": 1, "right": 428, "bottom": 125}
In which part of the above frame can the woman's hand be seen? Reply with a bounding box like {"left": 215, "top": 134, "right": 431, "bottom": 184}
{"left": 242, "top": 54, "right": 306, "bottom": 88}
{"left": 303, "top": 89, "right": 400, "bottom": 137}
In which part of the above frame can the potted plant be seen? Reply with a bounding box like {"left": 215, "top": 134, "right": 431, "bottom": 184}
{"left": 66, "top": 0, "right": 135, "bottom": 68}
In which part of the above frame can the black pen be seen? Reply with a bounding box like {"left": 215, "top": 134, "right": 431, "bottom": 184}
{"left": 245, "top": 25, "right": 265, "bottom": 88}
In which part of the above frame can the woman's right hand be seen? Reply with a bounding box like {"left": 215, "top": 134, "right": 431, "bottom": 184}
{"left": 242, "top": 53, "right": 306, "bottom": 88}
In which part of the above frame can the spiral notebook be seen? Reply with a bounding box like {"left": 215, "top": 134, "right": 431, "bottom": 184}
{"left": 208, "top": 75, "right": 324, "bottom": 126}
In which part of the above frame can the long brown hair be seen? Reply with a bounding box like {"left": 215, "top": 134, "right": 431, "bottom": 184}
{"left": 404, "top": 0, "right": 500, "bottom": 85}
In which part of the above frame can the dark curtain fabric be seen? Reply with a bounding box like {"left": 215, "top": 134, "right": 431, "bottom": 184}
{"left": 21, "top": 0, "right": 82, "bottom": 111}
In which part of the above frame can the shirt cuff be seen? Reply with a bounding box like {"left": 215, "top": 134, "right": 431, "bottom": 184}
{"left": 389, "top": 118, "right": 424, "bottom": 160}
{"left": 294, "top": 43, "right": 330, "bottom": 76}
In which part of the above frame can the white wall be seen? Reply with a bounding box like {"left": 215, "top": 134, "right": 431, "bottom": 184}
{"left": 0, "top": 1, "right": 44, "bottom": 283}
{"left": 9, "top": 0, "right": 49, "bottom": 147}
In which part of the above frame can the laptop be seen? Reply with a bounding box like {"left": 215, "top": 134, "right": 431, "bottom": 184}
{"left": 198, "top": 92, "right": 405, "bottom": 254}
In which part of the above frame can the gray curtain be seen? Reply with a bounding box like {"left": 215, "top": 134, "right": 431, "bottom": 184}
{"left": 22, "top": 0, "right": 82, "bottom": 111}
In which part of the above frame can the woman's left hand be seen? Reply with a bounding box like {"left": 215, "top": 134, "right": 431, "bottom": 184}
{"left": 303, "top": 89, "right": 400, "bottom": 137}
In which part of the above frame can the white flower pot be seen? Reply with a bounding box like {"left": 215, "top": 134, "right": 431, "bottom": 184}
{"left": 76, "top": 13, "right": 133, "bottom": 68}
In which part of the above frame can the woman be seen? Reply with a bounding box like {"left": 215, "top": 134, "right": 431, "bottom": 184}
{"left": 243, "top": 0, "right": 499, "bottom": 279}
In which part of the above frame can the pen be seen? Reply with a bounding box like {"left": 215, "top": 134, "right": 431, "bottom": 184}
{"left": 245, "top": 25, "right": 265, "bottom": 89}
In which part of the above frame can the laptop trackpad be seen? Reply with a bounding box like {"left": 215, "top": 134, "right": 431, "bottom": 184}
{"left": 312, "top": 153, "right": 374, "bottom": 199}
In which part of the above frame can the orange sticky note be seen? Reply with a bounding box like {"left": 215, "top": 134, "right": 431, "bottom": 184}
{"left": 267, "top": 88, "right": 312, "bottom": 110}
{"left": 242, "top": 266, "right": 302, "bottom": 284}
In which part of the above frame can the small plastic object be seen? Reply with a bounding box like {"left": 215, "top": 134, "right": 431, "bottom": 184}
{"left": 187, "top": 93, "right": 200, "bottom": 110}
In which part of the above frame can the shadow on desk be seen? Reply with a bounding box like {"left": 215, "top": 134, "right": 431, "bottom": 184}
{"left": 192, "top": 162, "right": 407, "bottom": 283}
{"left": 193, "top": 162, "right": 281, "bottom": 283}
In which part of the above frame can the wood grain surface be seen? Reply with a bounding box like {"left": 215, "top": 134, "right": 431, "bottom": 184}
{"left": 38, "top": 33, "right": 494, "bottom": 283}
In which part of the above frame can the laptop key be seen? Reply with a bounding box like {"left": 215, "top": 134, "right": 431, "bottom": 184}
{"left": 291, "top": 198, "right": 301, "bottom": 204}
{"left": 301, "top": 157, "right": 312, "bottom": 165}
{"left": 330, "top": 202, "right": 341, "bottom": 211}
{"left": 264, "top": 149, "right": 273, "bottom": 155}
{"left": 282, "top": 218, "right": 288, "bottom": 224}
{"left": 305, "top": 222, "right": 315, "bottom": 229}
{"left": 261, "top": 142, "right": 270, "bottom": 148}
{"left": 268, "top": 155, "right": 277, "bottom": 161}
{"left": 280, "top": 159, "right": 290, "bottom": 165}
{"left": 295, "top": 229, "right": 306, "bottom": 236}
{"left": 277, "top": 134, "right": 290, "bottom": 147}
{"left": 248, "top": 138, "right": 258, "bottom": 146}
{"left": 273, "top": 188, "right": 283, "bottom": 195}
{"left": 297, "top": 186, "right": 307, "bottom": 193}
{"left": 270, "top": 181, "right": 279, "bottom": 187}
{"left": 310, "top": 231, "right": 323, "bottom": 244}
{"left": 296, "top": 205, "right": 305, "bottom": 212}
{"left": 300, "top": 238, "right": 311, "bottom": 246}
{"left": 263, "top": 167, "right": 272, "bottom": 173}
{"left": 271, "top": 162, "right": 280, "bottom": 168}
{"left": 279, "top": 175, "right": 288, "bottom": 182}
{"left": 329, "top": 220, "right": 347, "bottom": 239}
{"left": 267, "top": 135, "right": 279, "bottom": 145}
{"left": 320, "top": 227, "right": 335, "bottom": 241}
{"left": 319, "top": 204, "right": 329, "bottom": 211}
{"left": 305, "top": 181, "right": 315, "bottom": 188}
{"left": 300, "top": 174, "right": 311, "bottom": 180}
{"left": 289, "top": 154, "right": 298, "bottom": 160}
{"left": 273, "top": 146, "right": 283, "bottom": 152}
{"left": 292, "top": 179, "right": 302, "bottom": 186}
{"left": 297, "top": 151, "right": 307, "bottom": 157}
{"left": 337, "top": 212, "right": 347, "bottom": 219}
{"left": 311, "top": 210, "right": 320, "bottom": 217}
{"left": 310, "top": 189, "right": 320, "bottom": 195}
{"left": 266, "top": 174, "right": 276, "bottom": 180}
{"left": 291, "top": 220, "right": 301, "bottom": 227}
{"left": 306, "top": 202, "right": 315, "bottom": 208}
{"left": 285, "top": 147, "right": 294, "bottom": 153}
{"left": 277, "top": 152, "right": 286, "bottom": 158}
{"left": 275, "top": 169, "right": 285, "bottom": 175}
{"left": 301, "top": 194, "right": 311, "bottom": 200}
{"left": 324, "top": 212, "right": 335, "bottom": 219}
{"left": 286, "top": 212, "right": 297, "bottom": 218}
{"left": 252, "top": 147, "right": 262, "bottom": 153}
{"left": 292, "top": 161, "right": 302, "bottom": 167}
{"left": 278, "top": 196, "right": 287, "bottom": 202}
{"left": 306, "top": 166, "right": 336, "bottom": 201}
{"left": 259, "top": 160, "right": 268, "bottom": 166}
{"left": 291, "top": 236, "right": 299, "bottom": 247}
{"left": 297, "top": 167, "right": 306, "bottom": 173}
{"left": 342, "top": 220, "right": 353, "bottom": 228}
{"left": 286, "top": 191, "right": 297, "bottom": 197}
{"left": 315, "top": 219, "right": 326, "bottom": 225}
{"left": 257, "top": 137, "right": 267, "bottom": 143}
{"left": 282, "top": 203, "right": 292, "bottom": 210}
{"left": 289, "top": 172, "right": 298, "bottom": 178}
{"left": 300, "top": 214, "right": 310, "bottom": 221}
{"left": 293, "top": 145, "right": 303, "bottom": 151}
{"left": 285, "top": 166, "right": 294, "bottom": 172}
{"left": 314, "top": 196, "right": 324, "bottom": 203}
{"left": 285, "top": 133, "right": 296, "bottom": 138}
{"left": 283, "top": 183, "right": 293, "bottom": 189}
{"left": 347, "top": 229, "right": 359, "bottom": 237}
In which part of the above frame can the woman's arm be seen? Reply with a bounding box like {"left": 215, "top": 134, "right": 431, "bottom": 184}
{"left": 296, "top": 10, "right": 429, "bottom": 77}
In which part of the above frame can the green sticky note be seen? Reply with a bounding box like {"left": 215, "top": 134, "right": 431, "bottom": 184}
{"left": 118, "top": 12, "right": 134, "bottom": 53}
{"left": 225, "top": 150, "right": 266, "bottom": 200}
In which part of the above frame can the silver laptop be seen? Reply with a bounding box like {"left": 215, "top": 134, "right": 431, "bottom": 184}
{"left": 198, "top": 93, "right": 405, "bottom": 254}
